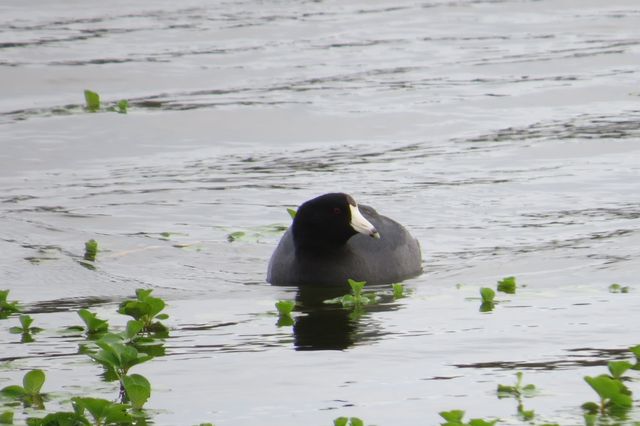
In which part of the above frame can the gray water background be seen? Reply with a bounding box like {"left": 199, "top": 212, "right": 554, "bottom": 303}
{"left": 1, "top": 0, "right": 640, "bottom": 424}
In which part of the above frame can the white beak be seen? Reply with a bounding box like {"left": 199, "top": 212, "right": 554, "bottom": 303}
{"left": 349, "top": 203, "right": 380, "bottom": 239}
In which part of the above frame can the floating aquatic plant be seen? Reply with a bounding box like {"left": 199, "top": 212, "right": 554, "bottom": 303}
{"left": 9, "top": 314, "right": 43, "bottom": 342}
{"left": 479, "top": 287, "right": 496, "bottom": 312}
{"left": 392, "top": 283, "right": 406, "bottom": 299}
{"left": 439, "top": 409, "right": 497, "bottom": 426}
{"left": 0, "top": 289, "right": 20, "bottom": 319}
{"left": 275, "top": 300, "right": 295, "bottom": 327}
{"left": 497, "top": 276, "right": 516, "bottom": 294}
{"left": 76, "top": 309, "right": 109, "bottom": 336}
{"left": 334, "top": 417, "right": 364, "bottom": 426}
{"left": 325, "top": 279, "right": 379, "bottom": 308}
{"left": 118, "top": 289, "right": 169, "bottom": 335}
{"left": 84, "top": 90, "right": 100, "bottom": 112}
{"left": 0, "top": 369, "right": 47, "bottom": 409}
{"left": 608, "top": 283, "right": 630, "bottom": 293}
{"left": 84, "top": 239, "right": 98, "bottom": 261}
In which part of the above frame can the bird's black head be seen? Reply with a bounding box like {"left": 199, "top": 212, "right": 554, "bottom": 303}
{"left": 291, "top": 193, "right": 379, "bottom": 253}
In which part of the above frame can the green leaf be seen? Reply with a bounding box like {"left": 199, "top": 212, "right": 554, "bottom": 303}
{"left": 116, "top": 100, "right": 128, "bottom": 114}
{"left": 84, "top": 239, "right": 98, "bottom": 261}
{"left": 275, "top": 300, "right": 295, "bottom": 316}
{"left": 497, "top": 384, "right": 516, "bottom": 396}
{"left": 0, "top": 290, "right": 21, "bottom": 315}
{"left": 439, "top": 410, "right": 465, "bottom": 422}
{"left": 122, "top": 374, "right": 151, "bottom": 409}
{"left": 497, "top": 276, "right": 516, "bottom": 294}
{"left": 518, "top": 407, "right": 535, "bottom": 421}
{"left": 9, "top": 327, "right": 24, "bottom": 334}
{"left": 19, "top": 315, "right": 34, "bottom": 330}
{"left": 135, "top": 289, "right": 153, "bottom": 299}
{"left": 584, "top": 375, "right": 633, "bottom": 408}
{"left": 34, "top": 411, "right": 90, "bottom": 426}
{"left": 0, "top": 411, "right": 13, "bottom": 424}
{"left": 1, "top": 385, "right": 26, "bottom": 399}
{"left": 608, "top": 360, "right": 633, "bottom": 379}
{"left": 23, "top": 370, "right": 45, "bottom": 395}
{"left": 72, "top": 397, "right": 110, "bottom": 421}
{"left": 347, "top": 279, "right": 367, "bottom": 296}
{"left": 480, "top": 287, "right": 495, "bottom": 303}
{"left": 581, "top": 402, "right": 600, "bottom": 414}
{"left": 77, "top": 309, "right": 109, "bottom": 335}
{"left": 468, "top": 419, "right": 498, "bottom": 426}
{"left": 84, "top": 90, "right": 100, "bottom": 112}
{"left": 145, "top": 296, "right": 165, "bottom": 318}
{"left": 125, "top": 320, "right": 144, "bottom": 339}
{"left": 72, "top": 397, "right": 131, "bottom": 424}
{"left": 155, "top": 313, "right": 169, "bottom": 320}
{"left": 349, "top": 418, "right": 364, "bottom": 426}
{"left": 392, "top": 283, "right": 405, "bottom": 299}
{"left": 334, "top": 418, "right": 348, "bottom": 426}
{"left": 286, "top": 208, "right": 297, "bottom": 219}
{"left": 583, "top": 413, "right": 597, "bottom": 426}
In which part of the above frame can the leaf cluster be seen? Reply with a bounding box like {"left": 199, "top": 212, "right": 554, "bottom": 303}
{"left": 334, "top": 417, "right": 364, "bottom": 426}
{"left": 1, "top": 370, "right": 46, "bottom": 409}
{"left": 84, "top": 90, "right": 128, "bottom": 114}
{"left": 439, "top": 410, "right": 497, "bottom": 426}
{"left": 9, "top": 315, "right": 43, "bottom": 340}
{"left": 496, "top": 276, "right": 517, "bottom": 294}
{"left": 275, "top": 300, "right": 295, "bottom": 327}
{"left": 582, "top": 361, "right": 634, "bottom": 418}
{"left": 118, "top": 289, "right": 169, "bottom": 335}
{"left": 0, "top": 290, "right": 20, "bottom": 319}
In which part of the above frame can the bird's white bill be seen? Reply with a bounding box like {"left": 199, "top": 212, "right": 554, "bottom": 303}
{"left": 349, "top": 204, "right": 380, "bottom": 239}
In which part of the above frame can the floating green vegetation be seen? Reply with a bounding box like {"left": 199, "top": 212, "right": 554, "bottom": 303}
{"left": 275, "top": 300, "right": 295, "bottom": 327}
{"left": 582, "top": 357, "right": 636, "bottom": 424}
{"left": 497, "top": 372, "right": 537, "bottom": 421}
{"left": 0, "top": 411, "right": 13, "bottom": 424}
{"left": 608, "top": 283, "right": 630, "bottom": 293}
{"left": 439, "top": 409, "right": 497, "bottom": 426}
{"left": 323, "top": 279, "right": 383, "bottom": 321}
{"left": 227, "top": 231, "right": 246, "bottom": 242}
{"left": 325, "top": 279, "right": 379, "bottom": 308}
{"left": 479, "top": 287, "right": 496, "bottom": 312}
{"left": 0, "top": 290, "right": 21, "bottom": 319}
{"left": 1, "top": 369, "right": 47, "bottom": 409}
{"left": 76, "top": 309, "right": 110, "bottom": 337}
{"left": 0, "top": 289, "right": 169, "bottom": 424}
{"left": 9, "top": 314, "right": 43, "bottom": 342}
{"left": 225, "top": 224, "right": 289, "bottom": 243}
{"left": 84, "top": 239, "right": 98, "bottom": 261}
{"left": 118, "top": 289, "right": 169, "bottom": 335}
{"left": 497, "top": 371, "right": 537, "bottom": 398}
{"left": 322, "top": 280, "right": 409, "bottom": 321}
{"left": 392, "top": 283, "right": 406, "bottom": 299}
{"left": 115, "top": 99, "right": 129, "bottom": 114}
{"left": 84, "top": 90, "right": 100, "bottom": 112}
{"left": 84, "top": 89, "right": 129, "bottom": 114}
{"left": 334, "top": 417, "right": 364, "bottom": 426}
{"left": 496, "top": 276, "right": 517, "bottom": 294}
{"left": 582, "top": 374, "right": 632, "bottom": 416}
{"left": 631, "top": 344, "right": 640, "bottom": 370}
{"left": 287, "top": 208, "right": 297, "bottom": 220}
{"left": 72, "top": 397, "right": 133, "bottom": 425}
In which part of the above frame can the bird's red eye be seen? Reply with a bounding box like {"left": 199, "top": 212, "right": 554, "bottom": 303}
{"left": 333, "top": 207, "right": 342, "bottom": 215}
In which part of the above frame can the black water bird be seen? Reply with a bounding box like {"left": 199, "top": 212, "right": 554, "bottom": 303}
{"left": 267, "top": 193, "right": 422, "bottom": 286}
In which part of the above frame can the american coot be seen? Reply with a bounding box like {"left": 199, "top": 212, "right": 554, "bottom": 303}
{"left": 267, "top": 193, "right": 422, "bottom": 286}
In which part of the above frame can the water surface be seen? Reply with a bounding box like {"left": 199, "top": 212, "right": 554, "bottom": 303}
{"left": 1, "top": 0, "right": 640, "bottom": 424}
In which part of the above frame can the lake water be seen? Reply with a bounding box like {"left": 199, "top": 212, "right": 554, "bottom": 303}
{"left": 1, "top": 0, "right": 640, "bottom": 424}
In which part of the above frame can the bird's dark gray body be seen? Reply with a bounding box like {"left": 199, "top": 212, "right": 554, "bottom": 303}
{"left": 267, "top": 204, "right": 422, "bottom": 286}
